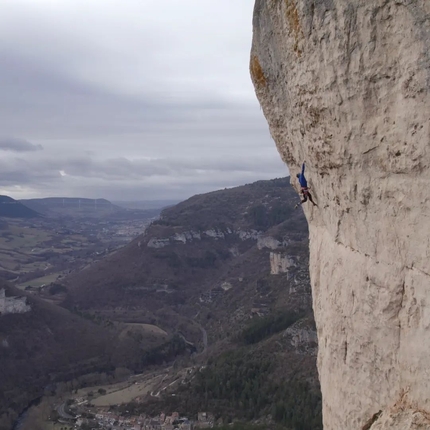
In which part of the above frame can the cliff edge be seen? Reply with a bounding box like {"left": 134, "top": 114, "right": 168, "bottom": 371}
{"left": 250, "top": 1, "right": 430, "bottom": 429}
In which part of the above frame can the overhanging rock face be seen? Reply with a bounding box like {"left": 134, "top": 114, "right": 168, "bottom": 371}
{"left": 250, "top": 1, "right": 430, "bottom": 428}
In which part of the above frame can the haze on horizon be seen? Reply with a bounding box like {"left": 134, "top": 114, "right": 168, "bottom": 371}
{"left": 0, "top": 0, "right": 287, "bottom": 201}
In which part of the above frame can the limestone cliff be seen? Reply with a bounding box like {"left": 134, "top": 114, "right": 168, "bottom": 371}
{"left": 0, "top": 288, "right": 30, "bottom": 315}
{"left": 250, "top": 1, "right": 430, "bottom": 429}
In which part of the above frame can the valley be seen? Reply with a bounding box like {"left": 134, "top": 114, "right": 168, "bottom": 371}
{"left": 0, "top": 201, "right": 160, "bottom": 293}
{"left": 0, "top": 179, "right": 321, "bottom": 430}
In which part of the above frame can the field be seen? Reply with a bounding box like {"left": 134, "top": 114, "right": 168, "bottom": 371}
{"left": 92, "top": 377, "right": 162, "bottom": 406}
{"left": 0, "top": 224, "right": 53, "bottom": 272}
{"left": 0, "top": 222, "right": 88, "bottom": 277}
{"left": 75, "top": 372, "right": 168, "bottom": 406}
{"left": 0, "top": 215, "right": 144, "bottom": 293}
{"left": 0, "top": 224, "right": 52, "bottom": 249}
{"left": 17, "top": 273, "right": 62, "bottom": 289}
{"left": 122, "top": 323, "right": 168, "bottom": 336}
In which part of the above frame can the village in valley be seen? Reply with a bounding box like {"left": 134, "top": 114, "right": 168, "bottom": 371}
{"left": 0, "top": 210, "right": 157, "bottom": 293}
{"left": 51, "top": 368, "right": 216, "bottom": 430}
{"left": 59, "top": 398, "right": 214, "bottom": 430}
{"left": 78, "top": 411, "right": 212, "bottom": 430}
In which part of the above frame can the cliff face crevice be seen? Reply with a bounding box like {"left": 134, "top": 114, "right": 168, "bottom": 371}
{"left": 250, "top": 1, "right": 430, "bottom": 428}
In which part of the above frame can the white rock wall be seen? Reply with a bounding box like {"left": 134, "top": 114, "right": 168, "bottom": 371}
{"left": 251, "top": 1, "right": 430, "bottom": 429}
{"left": 0, "top": 289, "right": 31, "bottom": 315}
{"left": 257, "top": 235, "right": 281, "bottom": 250}
{"left": 147, "top": 229, "right": 261, "bottom": 248}
{"left": 270, "top": 252, "right": 295, "bottom": 274}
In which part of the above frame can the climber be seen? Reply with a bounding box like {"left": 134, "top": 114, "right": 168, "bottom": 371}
{"left": 294, "top": 161, "right": 317, "bottom": 208}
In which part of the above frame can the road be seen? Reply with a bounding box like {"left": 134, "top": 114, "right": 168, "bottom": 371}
{"left": 198, "top": 325, "right": 208, "bottom": 353}
{"left": 57, "top": 403, "right": 75, "bottom": 420}
{"left": 184, "top": 314, "right": 208, "bottom": 354}
{"left": 149, "top": 318, "right": 208, "bottom": 399}
{"left": 150, "top": 377, "right": 181, "bottom": 398}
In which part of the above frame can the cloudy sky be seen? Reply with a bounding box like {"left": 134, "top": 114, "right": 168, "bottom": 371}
{"left": 0, "top": 0, "right": 286, "bottom": 201}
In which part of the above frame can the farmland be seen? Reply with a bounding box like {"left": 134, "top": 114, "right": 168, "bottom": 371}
{"left": 0, "top": 210, "right": 158, "bottom": 292}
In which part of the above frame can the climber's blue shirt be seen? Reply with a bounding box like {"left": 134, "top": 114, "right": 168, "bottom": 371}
{"left": 298, "top": 163, "right": 308, "bottom": 188}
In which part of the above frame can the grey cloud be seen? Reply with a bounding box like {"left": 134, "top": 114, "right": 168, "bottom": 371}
{"left": 0, "top": 154, "right": 283, "bottom": 182}
{"left": 0, "top": 158, "right": 61, "bottom": 184}
{"left": 0, "top": 1, "right": 288, "bottom": 200}
{"left": 56, "top": 155, "right": 284, "bottom": 181}
{"left": 0, "top": 153, "right": 286, "bottom": 200}
{"left": 0, "top": 137, "right": 43, "bottom": 152}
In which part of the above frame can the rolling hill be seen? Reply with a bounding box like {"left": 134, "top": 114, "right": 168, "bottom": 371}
{"left": 20, "top": 197, "right": 123, "bottom": 218}
{"left": 113, "top": 199, "right": 181, "bottom": 210}
{"left": 0, "top": 196, "right": 40, "bottom": 218}
{"left": 61, "top": 177, "right": 321, "bottom": 427}
{"left": 63, "top": 178, "right": 309, "bottom": 334}
{"left": 0, "top": 282, "right": 167, "bottom": 430}
{"left": 0, "top": 178, "right": 320, "bottom": 429}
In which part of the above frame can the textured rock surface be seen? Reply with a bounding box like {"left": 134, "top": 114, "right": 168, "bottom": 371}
{"left": 270, "top": 252, "right": 295, "bottom": 274}
{"left": 0, "top": 288, "right": 30, "bottom": 315}
{"left": 257, "top": 235, "right": 281, "bottom": 250}
{"left": 284, "top": 319, "right": 318, "bottom": 356}
{"left": 147, "top": 229, "right": 262, "bottom": 248}
{"left": 251, "top": 1, "right": 430, "bottom": 429}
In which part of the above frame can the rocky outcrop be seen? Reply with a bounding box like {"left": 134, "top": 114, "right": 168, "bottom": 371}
{"left": 147, "top": 238, "right": 171, "bottom": 249}
{"left": 251, "top": 1, "right": 430, "bottom": 429}
{"left": 270, "top": 252, "right": 295, "bottom": 274}
{"left": 146, "top": 229, "right": 262, "bottom": 248}
{"left": 0, "top": 289, "right": 30, "bottom": 315}
{"left": 257, "top": 235, "right": 281, "bottom": 250}
{"left": 284, "top": 319, "right": 318, "bottom": 356}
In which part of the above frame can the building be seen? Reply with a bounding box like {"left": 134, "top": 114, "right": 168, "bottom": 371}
{"left": 179, "top": 421, "right": 192, "bottom": 430}
{"left": 196, "top": 412, "right": 213, "bottom": 429}
{"left": 197, "top": 413, "right": 207, "bottom": 422}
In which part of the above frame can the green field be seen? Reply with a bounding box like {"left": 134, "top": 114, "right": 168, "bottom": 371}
{"left": 0, "top": 224, "right": 53, "bottom": 273}
{"left": 91, "top": 377, "right": 161, "bottom": 406}
{"left": 124, "top": 323, "right": 168, "bottom": 336}
{"left": 0, "top": 225, "right": 52, "bottom": 249}
{"left": 17, "top": 273, "right": 62, "bottom": 289}
{"left": 0, "top": 220, "right": 93, "bottom": 286}
{"left": 70, "top": 371, "right": 167, "bottom": 407}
